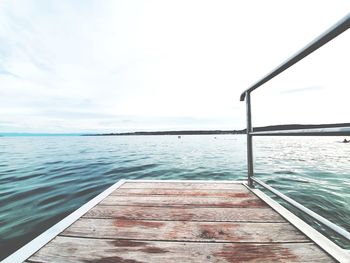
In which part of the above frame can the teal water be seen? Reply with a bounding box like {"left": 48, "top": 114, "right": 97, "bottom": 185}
{"left": 0, "top": 135, "right": 349, "bottom": 259}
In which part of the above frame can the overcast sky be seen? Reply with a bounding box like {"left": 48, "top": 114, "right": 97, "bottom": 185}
{"left": 0, "top": 0, "right": 349, "bottom": 133}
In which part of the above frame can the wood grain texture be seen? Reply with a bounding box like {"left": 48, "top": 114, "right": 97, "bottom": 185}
{"left": 28, "top": 236, "right": 335, "bottom": 263}
{"left": 111, "top": 188, "right": 252, "bottom": 198}
{"left": 120, "top": 182, "right": 245, "bottom": 189}
{"left": 83, "top": 205, "right": 286, "bottom": 222}
{"left": 61, "top": 218, "right": 309, "bottom": 243}
{"left": 99, "top": 195, "right": 266, "bottom": 208}
{"left": 23, "top": 181, "right": 337, "bottom": 262}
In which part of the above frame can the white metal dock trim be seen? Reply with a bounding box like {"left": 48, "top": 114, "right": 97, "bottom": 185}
{"left": 2, "top": 179, "right": 127, "bottom": 263}
{"left": 246, "top": 185, "right": 350, "bottom": 263}
{"left": 2, "top": 179, "right": 243, "bottom": 263}
{"left": 3, "top": 179, "right": 348, "bottom": 263}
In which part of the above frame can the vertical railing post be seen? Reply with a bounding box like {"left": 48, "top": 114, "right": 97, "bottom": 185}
{"left": 246, "top": 92, "right": 254, "bottom": 187}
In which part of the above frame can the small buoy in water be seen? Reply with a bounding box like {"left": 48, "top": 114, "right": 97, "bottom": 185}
{"left": 178, "top": 136, "right": 181, "bottom": 139}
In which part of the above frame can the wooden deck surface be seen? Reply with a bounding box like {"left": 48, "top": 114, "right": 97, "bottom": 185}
{"left": 26, "top": 181, "right": 335, "bottom": 262}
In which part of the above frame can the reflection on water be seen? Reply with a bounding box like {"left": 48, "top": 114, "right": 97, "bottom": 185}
{"left": 0, "top": 135, "right": 349, "bottom": 259}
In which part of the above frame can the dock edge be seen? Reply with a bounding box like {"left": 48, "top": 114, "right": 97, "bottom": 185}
{"left": 245, "top": 184, "right": 350, "bottom": 263}
{"left": 2, "top": 179, "right": 127, "bottom": 263}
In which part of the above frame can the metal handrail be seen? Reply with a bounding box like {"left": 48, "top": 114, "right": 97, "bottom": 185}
{"left": 252, "top": 178, "right": 350, "bottom": 241}
{"left": 240, "top": 12, "right": 350, "bottom": 101}
{"left": 241, "top": 13, "right": 350, "bottom": 242}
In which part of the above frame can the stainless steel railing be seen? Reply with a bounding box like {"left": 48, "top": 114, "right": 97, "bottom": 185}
{"left": 240, "top": 13, "right": 350, "bottom": 241}
{"left": 240, "top": 13, "right": 350, "bottom": 101}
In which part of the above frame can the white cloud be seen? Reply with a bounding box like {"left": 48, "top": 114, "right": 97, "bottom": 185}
{"left": 0, "top": 0, "right": 349, "bottom": 132}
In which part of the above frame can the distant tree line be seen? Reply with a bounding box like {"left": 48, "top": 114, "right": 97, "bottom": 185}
{"left": 82, "top": 123, "right": 350, "bottom": 136}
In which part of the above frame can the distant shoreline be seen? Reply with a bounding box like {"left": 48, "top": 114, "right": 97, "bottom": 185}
{"left": 82, "top": 123, "right": 350, "bottom": 137}
{"left": 1, "top": 123, "right": 350, "bottom": 137}
{"left": 82, "top": 130, "right": 243, "bottom": 136}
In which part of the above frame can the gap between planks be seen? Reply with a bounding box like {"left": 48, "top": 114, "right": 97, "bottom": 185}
{"left": 24, "top": 180, "right": 336, "bottom": 263}
{"left": 110, "top": 188, "right": 252, "bottom": 198}
{"left": 119, "top": 182, "right": 246, "bottom": 190}
{"left": 83, "top": 205, "right": 286, "bottom": 222}
{"left": 60, "top": 219, "right": 310, "bottom": 243}
{"left": 27, "top": 236, "right": 335, "bottom": 263}
{"left": 99, "top": 195, "right": 266, "bottom": 208}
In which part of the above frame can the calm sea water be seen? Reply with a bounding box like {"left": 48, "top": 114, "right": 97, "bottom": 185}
{"left": 0, "top": 135, "right": 349, "bottom": 259}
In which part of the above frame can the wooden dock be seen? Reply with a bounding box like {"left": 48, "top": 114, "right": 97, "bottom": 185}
{"left": 6, "top": 180, "right": 349, "bottom": 262}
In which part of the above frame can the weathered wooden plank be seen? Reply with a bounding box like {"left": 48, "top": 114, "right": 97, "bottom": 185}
{"left": 99, "top": 195, "right": 266, "bottom": 208}
{"left": 120, "top": 182, "right": 245, "bottom": 189}
{"left": 61, "top": 219, "right": 309, "bottom": 242}
{"left": 112, "top": 188, "right": 251, "bottom": 197}
{"left": 28, "top": 236, "right": 334, "bottom": 263}
{"left": 83, "top": 205, "right": 286, "bottom": 222}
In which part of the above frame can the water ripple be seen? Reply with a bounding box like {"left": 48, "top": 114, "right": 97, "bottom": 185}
{"left": 0, "top": 135, "right": 349, "bottom": 259}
